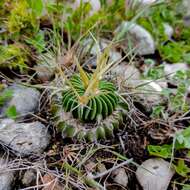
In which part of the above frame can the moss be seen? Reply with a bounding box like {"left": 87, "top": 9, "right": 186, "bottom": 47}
{"left": 7, "top": 0, "right": 38, "bottom": 36}
{"left": 0, "top": 43, "right": 29, "bottom": 72}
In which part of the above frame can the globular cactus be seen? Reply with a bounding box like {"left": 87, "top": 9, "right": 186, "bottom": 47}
{"left": 52, "top": 46, "right": 127, "bottom": 142}
{"left": 53, "top": 74, "right": 126, "bottom": 142}
{"left": 62, "top": 74, "right": 119, "bottom": 121}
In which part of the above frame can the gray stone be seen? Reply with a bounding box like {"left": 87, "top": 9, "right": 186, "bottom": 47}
{"left": 112, "top": 168, "right": 128, "bottom": 187}
{"left": 115, "top": 21, "right": 155, "bottom": 55}
{"left": 34, "top": 65, "right": 54, "bottom": 82}
{"left": 164, "top": 63, "right": 189, "bottom": 79}
{"left": 136, "top": 158, "right": 175, "bottom": 190}
{"left": 0, "top": 157, "right": 14, "bottom": 190}
{"left": 131, "top": 80, "right": 167, "bottom": 112}
{"left": 112, "top": 63, "right": 141, "bottom": 82}
{"left": 163, "top": 23, "right": 174, "bottom": 39}
{"left": 0, "top": 119, "right": 50, "bottom": 156}
{"left": 22, "top": 169, "right": 36, "bottom": 186}
{"left": 1, "top": 85, "right": 40, "bottom": 117}
{"left": 182, "top": 0, "right": 190, "bottom": 15}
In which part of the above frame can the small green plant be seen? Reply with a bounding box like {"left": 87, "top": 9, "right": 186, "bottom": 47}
{"left": 5, "top": 105, "right": 18, "bottom": 119}
{"left": 136, "top": 0, "right": 190, "bottom": 63}
{"left": 159, "top": 41, "right": 190, "bottom": 63}
{"left": 52, "top": 45, "right": 127, "bottom": 142}
{"left": 0, "top": 88, "right": 18, "bottom": 119}
{"left": 0, "top": 43, "right": 29, "bottom": 72}
{"left": 0, "top": 89, "right": 13, "bottom": 107}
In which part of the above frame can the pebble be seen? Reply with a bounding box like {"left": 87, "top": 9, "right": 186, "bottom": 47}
{"left": 1, "top": 85, "right": 40, "bottom": 118}
{"left": 112, "top": 168, "right": 128, "bottom": 187}
{"left": 0, "top": 119, "right": 50, "bottom": 156}
{"left": 136, "top": 158, "right": 175, "bottom": 190}
{"left": 115, "top": 21, "right": 155, "bottom": 55}
{"left": 164, "top": 63, "right": 189, "bottom": 79}
{"left": 163, "top": 23, "right": 174, "bottom": 39}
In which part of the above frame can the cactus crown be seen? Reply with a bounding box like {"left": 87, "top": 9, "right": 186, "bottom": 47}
{"left": 62, "top": 74, "right": 118, "bottom": 122}
{"left": 62, "top": 44, "right": 119, "bottom": 122}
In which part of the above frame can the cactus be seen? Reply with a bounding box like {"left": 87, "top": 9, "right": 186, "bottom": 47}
{"left": 52, "top": 45, "right": 127, "bottom": 142}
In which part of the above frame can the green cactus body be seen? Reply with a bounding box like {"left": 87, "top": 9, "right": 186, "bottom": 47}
{"left": 53, "top": 74, "right": 126, "bottom": 142}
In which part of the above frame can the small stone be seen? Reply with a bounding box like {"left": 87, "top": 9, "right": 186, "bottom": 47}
{"left": 131, "top": 80, "right": 167, "bottom": 112}
{"left": 0, "top": 119, "right": 50, "bottom": 156}
{"left": 42, "top": 174, "right": 64, "bottom": 190}
{"left": 97, "top": 163, "right": 107, "bottom": 173}
{"left": 0, "top": 157, "right": 14, "bottom": 190}
{"left": 112, "top": 63, "right": 141, "bottom": 82}
{"left": 34, "top": 65, "right": 54, "bottom": 82}
{"left": 136, "top": 158, "right": 175, "bottom": 190}
{"left": 183, "top": 15, "right": 190, "bottom": 27}
{"left": 22, "top": 169, "right": 36, "bottom": 186}
{"left": 1, "top": 85, "right": 40, "bottom": 118}
{"left": 163, "top": 23, "right": 174, "bottom": 39}
{"left": 115, "top": 22, "right": 155, "bottom": 55}
{"left": 136, "top": 0, "right": 157, "bottom": 5}
{"left": 112, "top": 168, "right": 128, "bottom": 187}
{"left": 182, "top": 0, "right": 190, "bottom": 15}
{"left": 164, "top": 63, "right": 189, "bottom": 79}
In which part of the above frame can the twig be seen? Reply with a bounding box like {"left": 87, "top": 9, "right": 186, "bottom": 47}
{"left": 92, "top": 158, "right": 133, "bottom": 179}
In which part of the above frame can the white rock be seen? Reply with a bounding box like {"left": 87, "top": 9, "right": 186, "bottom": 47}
{"left": 73, "top": 0, "right": 101, "bottom": 15}
{"left": 164, "top": 63, "right": 189, "bottom": 79}
{"left": 163, "top": 23, "right": 174, "bottom": 39}
{"left": 136, "top": 158, "right": 175, "bottom": 190}
{"left": 0, "top": 119, "right": 50, "bottom": 156}
{"left": 115, "top": 22, "right": 155, "bottom": 55}
{"left": 131, "top": 80, "right": 167, "bottom": 112}
{"left": 112, "top": 63, "right": 141, "bottom": 82}
{"left": 139, "top": 0, "right": 157, "bottom": 4}
{"left": 1, "top": 85, "right": 40, "bottom": 117}
{"left": 0, "top": 157, "right": 14, "bottom": 190}
{"left": 112, "top": 168, "right": 128, "bottom": 187}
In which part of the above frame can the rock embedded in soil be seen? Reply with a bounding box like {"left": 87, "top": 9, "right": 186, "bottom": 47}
{"left": 0, "top": 157, "right": 14, "bottom": 190}
{"left": 0, "top": 119, "right": 50, "bottom": 156}
{"left": 1, "top": 85, "right": 40, "bottom": 118}
{"left": 136, "top": 158, "right": 175, "bottom": 190}
{"left": 115, "top": 21, "right": 155, "bottom": 55}
{"left": 112, "top": 168, "right": 128, "bottom": 187}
